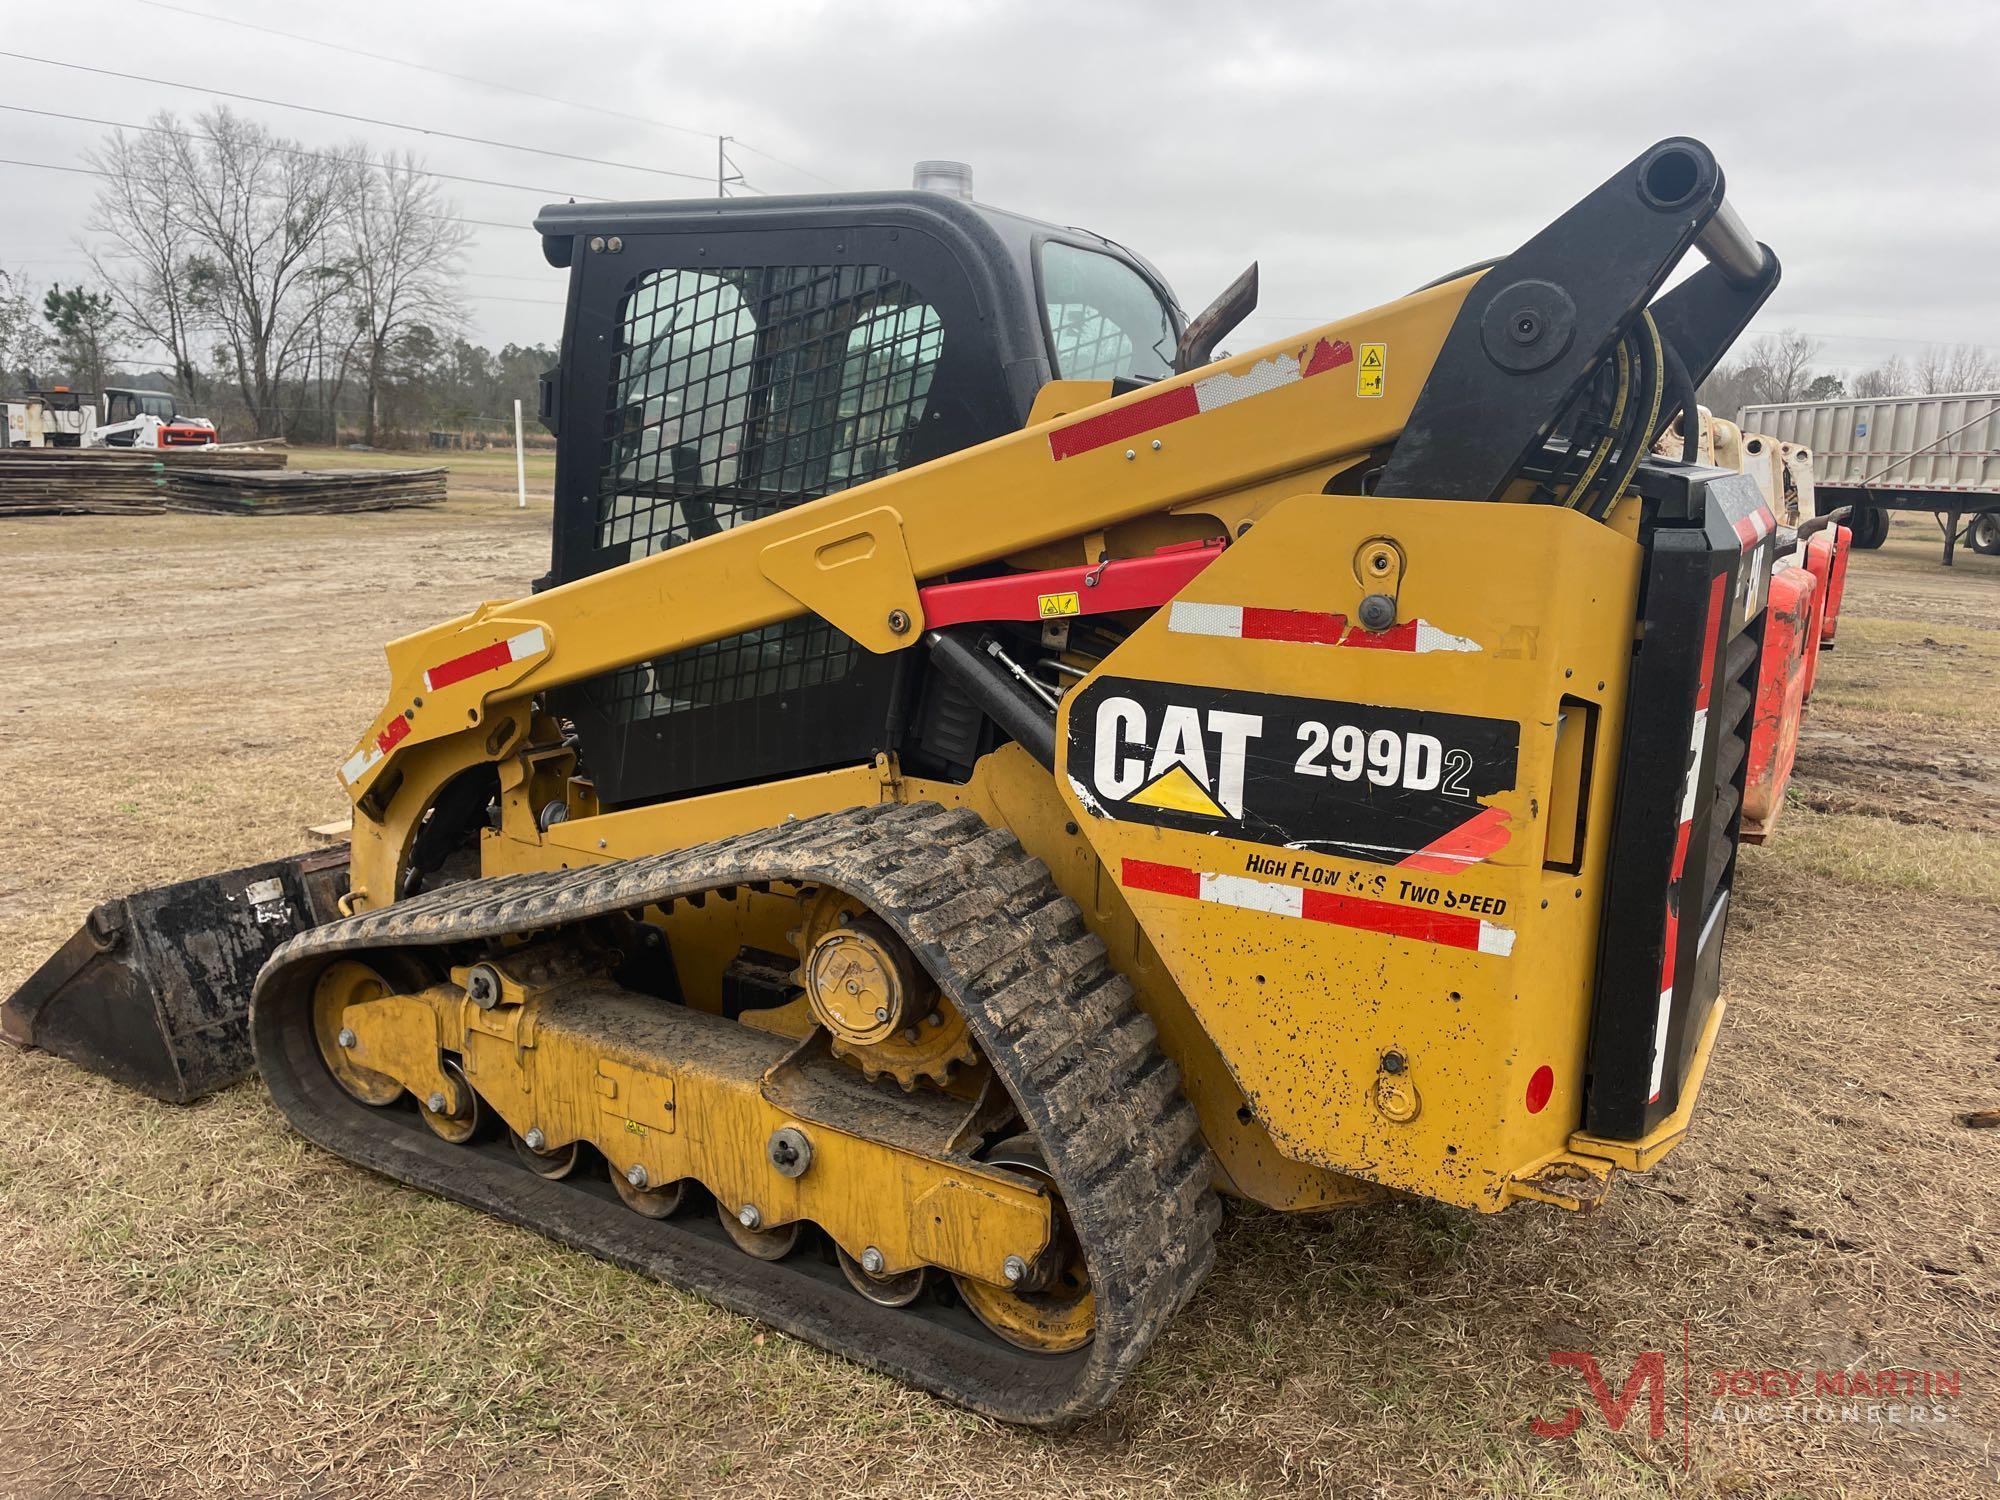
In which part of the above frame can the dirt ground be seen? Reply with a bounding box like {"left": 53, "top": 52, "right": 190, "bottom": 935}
{"left": 0, "top": 484, "right": 1994, "bottom": 1499}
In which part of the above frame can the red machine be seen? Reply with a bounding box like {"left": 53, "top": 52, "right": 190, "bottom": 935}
{"left": 1741, "top": 523, "right": 1850, "bottom": 842}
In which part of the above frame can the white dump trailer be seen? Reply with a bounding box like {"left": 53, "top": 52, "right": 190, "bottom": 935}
{"left": 1740, "top": 391, "right": 2000, "bottom": 563}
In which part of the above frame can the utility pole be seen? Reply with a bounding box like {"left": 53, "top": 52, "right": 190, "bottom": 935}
{"left": 716, "top": 136, "right": 744, "bottom": 198}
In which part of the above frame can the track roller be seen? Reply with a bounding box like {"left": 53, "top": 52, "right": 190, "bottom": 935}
{"left": 611, "top": 1160, "right": 683, "bottom": 1218}
{"left": 719, "top": 1201, "right": 800, "bottom": 1260}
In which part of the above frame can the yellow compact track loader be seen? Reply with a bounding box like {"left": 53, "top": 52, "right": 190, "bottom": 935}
{"left": 7, "top": 139, "right": 1792, "bottom": 1423}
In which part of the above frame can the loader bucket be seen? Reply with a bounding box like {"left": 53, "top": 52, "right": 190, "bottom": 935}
{"left": 1, "top": 849, "right": 348, "bottom": 1103}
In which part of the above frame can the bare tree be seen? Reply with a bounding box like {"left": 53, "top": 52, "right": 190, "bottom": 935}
{"left": 1699, "top": 329, "right": 1833, "bottom": 419}
{"left": 87, "top": 108, "right": 352, "bottom": 436}
{"left": 1912, "top": 342, "right": 2000, "bottom": 395}
{"left": 338, "top": 153, "right": 470, "bottom": 445}
{"left": 84, "top": 119, "right": 209, "bottom": 406}
{"left": 1850, "top": 355, "right": 1911, "bottom": 398}
{"left": 0, "top": 270, "right": 50, "bottom": 387}
{"left": 1746, "top": 331, "right": 1824, "bottom": 404}
{"left": 1698, "top": 355, "right": 1760, "bottom": 422}
{"left": 1847, "top": 346, "right": 2000, "bottom": 399}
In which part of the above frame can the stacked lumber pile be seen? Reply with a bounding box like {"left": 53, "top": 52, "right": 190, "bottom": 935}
{"left": 0, "top": 448, "right": 446, "bottom": 516}
{"left": 161, "top": 467, "right": 446, "bottom": 514}
{"left": 0, "top": 447, "right": 288, "bottom": 514}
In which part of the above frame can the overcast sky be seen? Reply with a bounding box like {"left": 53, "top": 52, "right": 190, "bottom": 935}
{"left": 5, "top": 0, "right": 1996, "bottom": 391}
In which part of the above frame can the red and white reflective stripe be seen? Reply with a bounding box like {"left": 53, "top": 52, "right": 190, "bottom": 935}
{"left": 423, "top": 626, "right": 548, "bottom": 692}
{"left": 1732, "top": 503, "right": 1775, "bottom": 546}
{"left": 1397, "top": 804, "right": 1512, "bottom": 873}
{"left": 1048, "top": 338, "right": 1353, "bottom": 462}
{"left": 339, "top": 713, "right": 412, "bottom": 786}
{"left": 1649, "top": 571, "right": 1729, "bottom": 1101}
{"left": 340, "top": 744, "right": 381, "bottom": 786}
{"left": 1121, "top": 857, "right": 1515, "bottom": 957}
{"left": 1167, "top": 601, "right": 1479, "bottom": 654}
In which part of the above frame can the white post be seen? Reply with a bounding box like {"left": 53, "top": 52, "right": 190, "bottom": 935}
{"left": 513, "top": 398, "right": 527, "bottom": 509}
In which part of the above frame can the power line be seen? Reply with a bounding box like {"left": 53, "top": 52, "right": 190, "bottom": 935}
{"left": 0, "top": 49, "right": 719, "bottom": 188}
{"left": 124, "top": 0, "right": 720, "bottom": 141}
{"left": 0, "top": 103, "right": 609, "bottom": 202}
{"left": 0, "top": 155, "right": 99, "bottom": 178}
{"left": 729, "top": 140, "right": 838, "bottom": 190}
{"left": 0, "top": 153, "right": 537, "bottom": 232}
{"left": 123, "top": 0, "right": 841, "bottom": 189}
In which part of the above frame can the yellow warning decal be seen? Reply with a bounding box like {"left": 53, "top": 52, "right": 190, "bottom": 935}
{"left": 1357, "top": 342, "right": 1386, "bottom": 398}
{"left": 1038, "top": 591, "right": 1082, "bottom": 619}
{"left": 1128, "top": 764, "right": 1227, "bottom": 818}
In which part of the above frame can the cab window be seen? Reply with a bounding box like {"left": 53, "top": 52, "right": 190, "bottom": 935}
{"left": 1040, "top": 242, "right": 1175, "bottom": 383}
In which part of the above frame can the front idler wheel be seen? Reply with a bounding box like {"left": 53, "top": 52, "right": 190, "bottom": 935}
{"left": 311, "top": 959, "right": 406, "bottom": 1107}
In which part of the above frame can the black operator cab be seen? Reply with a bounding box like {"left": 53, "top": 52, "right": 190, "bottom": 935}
{"left": 102, "top": 387, "right": 177, "bottom": 425}
{"left": 532, "top": 189, "right": 1182, "bottom": 808}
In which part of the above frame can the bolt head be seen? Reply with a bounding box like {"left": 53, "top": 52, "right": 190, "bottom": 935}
{"left": 1358, "top": 592, "right": 1398, "bottom": 631}
{"left": 1123, "top": 448, "right": 1136, "bottom": 460}
{"left": 427, "top": 1091, "right": 447, "bottom": 1113}
{"left": 874, "top": 1006, "right": 890, "bottom": 1023}
{"left": 626, "top": 1163, "right": 649, "bottom": 1189}
{"left": 766, "top": 1126, "right": 813, "bottom": 1179}
{"left": 861, "top": 1246, "right": 886, "bottom": 1275}
{"left": 1151, "top": 439, "right": 1162, "bottom": 451}
{"left": 886, "top": 608, "right": 912, "bottom": 634}
{"left": 924, "top": 1011, "right": 943, "bottom": 1027}
{"left": 336, "top": 1027, "right": 357, "bottom": 1049}
{"left": 1003, "top": 1254, "right": 1029, "bottom": 1284}
{"left": 738, "top": 1204, "right": 762, "bottom": 1230}
{"left": 524, "top": 1127, "right": 547, "bottom": 1152}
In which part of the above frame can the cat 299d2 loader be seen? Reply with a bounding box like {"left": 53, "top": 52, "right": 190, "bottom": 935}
{"left": 6, "top": 139, "right": 1803, "bottom": 1424}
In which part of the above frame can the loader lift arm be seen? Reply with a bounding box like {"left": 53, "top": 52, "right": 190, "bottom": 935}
{"left": 339, "top": 138, "right": 1771, "bottom": 914}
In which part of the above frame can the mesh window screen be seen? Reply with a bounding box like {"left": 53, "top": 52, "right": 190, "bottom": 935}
{"left": 1048, "top": 305, "right": 1135, "bottom": 383}
{"left": 588, "top": 264, "right": 943, "bottom": 727}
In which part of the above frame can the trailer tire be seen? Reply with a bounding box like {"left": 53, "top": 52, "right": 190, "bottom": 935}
{"left": 1846, "top": 505, "right": 1889, "bottom": 549}
{"left": 1969, "top": 512, "right": 2000, "bottom": 556}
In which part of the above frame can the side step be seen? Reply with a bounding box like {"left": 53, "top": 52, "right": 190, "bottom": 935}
{"left": 1, "top": 848, "right": 348, "bottom": 1102}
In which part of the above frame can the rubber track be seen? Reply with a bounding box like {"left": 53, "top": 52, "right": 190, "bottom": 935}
{"left": 251, "top": 802, "right": 1220, "bottom": 1425}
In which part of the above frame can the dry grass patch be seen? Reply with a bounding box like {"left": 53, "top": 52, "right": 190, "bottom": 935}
{"left": 1746, "top": 808, "right": 2000, "bottom": 905}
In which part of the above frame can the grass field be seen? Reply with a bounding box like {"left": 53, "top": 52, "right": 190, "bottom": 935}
{"left": 0, "top": 491, "right": 1994, "bottom": 1498}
